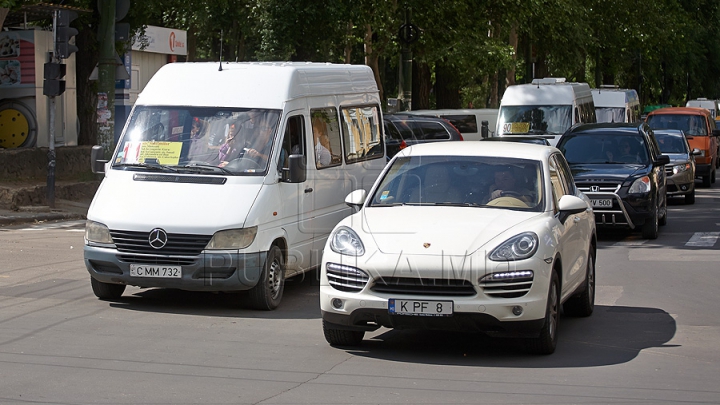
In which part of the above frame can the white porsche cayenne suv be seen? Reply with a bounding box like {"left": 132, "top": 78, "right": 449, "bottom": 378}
{"left": 320, "top": 142, "right": 596, "bottom": 354}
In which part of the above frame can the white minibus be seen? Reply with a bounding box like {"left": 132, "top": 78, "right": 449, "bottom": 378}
{"left": 85, "top": 62, "right": 386, "bottom": 310}
{"left": 591, "top": 86, "right": 640, "bottom": 123}
{"left": 495, "top": 77, "right": 596, "bottom": 145}
{"left": 686, "top": 98, "right": 719, "bottom": 119}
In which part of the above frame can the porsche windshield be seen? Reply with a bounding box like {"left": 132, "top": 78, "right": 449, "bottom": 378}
{"left": 113, "top": 106, "right": 281, "bottom": 175}
{"left": 369, "top": 155, "right": 544, "bottom": 211}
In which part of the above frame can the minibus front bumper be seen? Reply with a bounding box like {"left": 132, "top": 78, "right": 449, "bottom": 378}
{"left": 84, "top": 246, "right": 266, "bottom": 291}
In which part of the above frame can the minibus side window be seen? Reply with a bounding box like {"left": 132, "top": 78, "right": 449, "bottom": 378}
{"left": 279, "top": 115, "right": 306, "bottom": 172}
{"left": 310, "top": 108, "right": 342, "bottom": 169}
{"left": 340, "top": 105, "right": 384, "bottom": 164}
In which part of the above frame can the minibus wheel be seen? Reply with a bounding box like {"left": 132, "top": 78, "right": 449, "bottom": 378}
{"left": 248, "top": 246, "right": 285, "bottom": 310}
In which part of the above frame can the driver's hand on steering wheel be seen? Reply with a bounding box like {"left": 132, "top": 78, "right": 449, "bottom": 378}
{"left": 490, "top": 189, "right": 504, "bottom": 200}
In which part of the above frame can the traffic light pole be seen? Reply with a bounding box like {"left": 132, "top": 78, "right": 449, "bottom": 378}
{"left": 47, "top": 9, "right": 58, "bottom": 209}
{"left": 97, "top": 0, "right": 117, "bottom": 159}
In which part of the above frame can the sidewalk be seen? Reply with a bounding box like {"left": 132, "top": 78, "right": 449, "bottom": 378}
{"left": 0, "top": 199, "right": 90, "bottom": 227}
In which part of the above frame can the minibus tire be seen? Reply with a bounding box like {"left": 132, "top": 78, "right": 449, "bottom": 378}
{"left": 248, "top": 246, "right": 285, "bottom": 310}
{"left": 90, "top": 277, "right": 126, "bottom": 300}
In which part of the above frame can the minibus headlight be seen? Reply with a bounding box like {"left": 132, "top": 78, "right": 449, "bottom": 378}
{"left": 85, "top": 221, "right": 113, "bottom": 244}
{"left": 330, "top": 226, "right": 365, "bottom": 256}
{"left": 206, "top": 227, "right": 257, "bottom": 250}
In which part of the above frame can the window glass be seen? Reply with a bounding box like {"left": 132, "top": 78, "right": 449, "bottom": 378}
{"left": 279, "top": 115, "right": 306, "bottom": 172}
{"left": 548, "top": 157, "right": 565, "bottom": 212}
{"left": 595, "top": 107, "right": 625, "bottom": 123}
{"left": 409, "top": 120, "right": 450, "bottom": 140}
{"left": 310, "top": 108, "right": 342, "bottom": 169}
{"left": 553, "top": 154, "right": 575, "bottom": 194}
{"left": 440, "top": 115, "right": 477, "bottom": 133}
{"left": 341, "top": 105, "right": 384, "bottom": 163}
{"left": 497, "top": 105, "right": 572, "bottom": 136}
{"left": 647, "top": 114, "right": 708, "bottom": 136}
{"left": 558, "top": 133, "right": 650, "bottom": 165}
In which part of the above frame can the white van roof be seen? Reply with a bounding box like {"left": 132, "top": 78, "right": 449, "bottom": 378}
{"left": 591, "top": 88, "right": 639, "bottom": 107}
{"left": 500, "top": 79, "right": 592, "bottom": 105}
{"left": 137, "top": 62, "right": 378, "bottom": 108}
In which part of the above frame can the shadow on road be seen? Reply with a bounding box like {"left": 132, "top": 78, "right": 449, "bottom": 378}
{"left": 105, "top": 269, "right": 321, "bottom": 319}
{"left": 343, "top": 305, "right": 676, "bottom": 367}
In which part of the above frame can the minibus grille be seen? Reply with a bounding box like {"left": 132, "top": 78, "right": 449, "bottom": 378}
{"left": 110, "top": 230, "right": 212, "bottom": 256}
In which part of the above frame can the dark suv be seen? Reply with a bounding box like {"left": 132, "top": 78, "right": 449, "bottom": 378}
{"left": 557, "top": 123, "right": 670, "bottom": 239}
{"left": 383, "top": 114, "right": 463, "bottom": 158}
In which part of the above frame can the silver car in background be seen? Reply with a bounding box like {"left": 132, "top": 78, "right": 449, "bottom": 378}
{"left": 654, "top": 129, "right": 700, "bottom": 204}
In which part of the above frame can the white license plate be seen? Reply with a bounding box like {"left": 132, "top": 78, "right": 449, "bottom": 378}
{"left": 591, "top": 199, "right": 613, "bottom": 208}
{"left": 129, "top": 264, "right": 182, "bottom": 278}
{"left": 388, "top": 299, "right": 453, "bottom": 317}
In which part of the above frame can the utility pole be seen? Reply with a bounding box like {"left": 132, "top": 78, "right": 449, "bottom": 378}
{"left": 397, "top": 5, "right": 419, "bottom": 112}
{"left": 97, "top": 0, "right": 116, "bottom": 159}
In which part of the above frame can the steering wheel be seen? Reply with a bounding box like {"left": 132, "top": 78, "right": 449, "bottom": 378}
{"left": 500, "top": 191, "right": 522, "bottom": 198}
{"left": 225, "top": 157, "right": 262, "bottom": 171}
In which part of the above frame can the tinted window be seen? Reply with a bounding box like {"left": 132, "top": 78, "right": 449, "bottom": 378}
{"left": 498, "top": 105, "right": 572, "bottom": 135}
{"left": 412, "top": 120, "right": 450, "bottom": 140}
{"left": 655, "top": 133, "right": 688, "bottom": 154}
{"left": 311, "top": 108, "right": 342, "bottom": 168}
{"left": 559, "top": 133, "right": 650, "bottom": 165}
{"left": 440, "top": 115, "right": 477, "bottom": 133}
{"left": 647, "top": 114, "right": 708, "bottom": 136}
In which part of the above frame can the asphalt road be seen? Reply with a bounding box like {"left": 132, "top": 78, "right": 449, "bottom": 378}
{"left": 1, "top": 185, "right": 719, "bottom": 404}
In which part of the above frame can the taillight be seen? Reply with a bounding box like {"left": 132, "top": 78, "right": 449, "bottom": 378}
{"left": 399, "top": 140, "right": 407, "bottom": 150}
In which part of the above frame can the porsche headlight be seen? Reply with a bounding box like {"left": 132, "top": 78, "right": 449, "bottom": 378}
{"left": 489, "top": 232, "right": 538, "bottom": 261}
{"left": 206, "top": 227, "right": 257, "bottom": 250}
{"left": 628, "top": 176, "right": 651, "bottom": 193}
{"left": 673, "top": 163, "right": 691, "bottom": 174}
{"left": 85, "top": 221, "right": 114, "bottom": 244}
{"left": 330, "top": 226, "right": 365, "bottom": 256}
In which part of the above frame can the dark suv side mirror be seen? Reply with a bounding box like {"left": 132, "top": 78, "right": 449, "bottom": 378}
{"left": 656, "top": 154, "right": 671, "bottom": 165}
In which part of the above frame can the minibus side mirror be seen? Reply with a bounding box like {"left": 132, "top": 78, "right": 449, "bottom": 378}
{"left": 284, "top": 154, "right": 306, "bottom": 183}
{"left": 481, "top": 120, "right": 489, "bottom": 138}
{"left": 91, "top": 145, "right": 107, "bottom": 174}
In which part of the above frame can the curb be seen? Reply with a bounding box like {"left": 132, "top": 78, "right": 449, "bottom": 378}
{"left": 0, "top": 210, "right": 86, "bottom": 227}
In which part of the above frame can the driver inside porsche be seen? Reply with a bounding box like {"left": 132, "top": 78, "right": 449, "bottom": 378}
{"left": 486, "top": 166, "right": 533, "bottom": 205}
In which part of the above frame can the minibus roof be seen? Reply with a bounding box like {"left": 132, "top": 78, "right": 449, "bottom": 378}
{"left": 137, "top": 62, "right": 378, "bottom": 108}
{"left": 591, "top": 88, "right": 639, "bottom": 107}
{"left": 500, "top": 80, "right": 592, "bottom": 106}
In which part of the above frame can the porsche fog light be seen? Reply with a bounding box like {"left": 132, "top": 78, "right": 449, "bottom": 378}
{"left": 206, "top": 227, "right": 257, "bottom": 250}
{"left": 85, "top": 221, "right": 113, "bottom": 244}
{"left": 489, "top": 233, "right": 538, "bottom": 261}
{"left": 330, "top": 226, "right": 365, "bottom": 256}
{"left": 629, "top": 176, "right": 651, "bottom": 194}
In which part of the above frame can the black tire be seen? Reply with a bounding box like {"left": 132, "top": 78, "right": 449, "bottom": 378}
{"left": 685, "top": 189, "right": 696, "bottom": 204}
{"left": 247, "top": 246, "right": 285, "bottom": 310}
{"left": 90, "top": 277, "right": 126, "bottom": 300}
{"left": 702, "top": 174, "right": 712, "bottom": 187}
{"left": 658, "top": 197, "right": 667, "bottom": 226}
{"left": 322, "top": 319, "right": 364, "bottom": 347}
{"left": 563, "top": 250, "right": 595, "bottom": 317}
{"left": 526, "top": 272, "right": 560, "bottom": 355}
{"left": 713, "top": 169, "right": 717, "bottom": 184}
{"left": 641, "top": 207, "right": 659, "bottom": 239}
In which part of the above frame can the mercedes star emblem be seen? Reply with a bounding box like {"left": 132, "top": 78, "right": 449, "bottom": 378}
{"left": 148, "top": 228, "right": 168, "bottom": 249}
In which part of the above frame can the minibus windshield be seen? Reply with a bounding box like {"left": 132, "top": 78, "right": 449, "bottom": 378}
{"left": 595, "top": 107, "right": 625, "bottom": 123}
{"left": 497, "top": 105, "right": 571, "bottom": 136}
{"left": 114, "top": 106, "right": 281, "bottom": 175}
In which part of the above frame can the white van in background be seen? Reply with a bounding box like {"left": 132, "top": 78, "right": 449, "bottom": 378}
{"left": 495, "top": 77, "right": 596, "bottom": 145}
{"left": 406, "top": 108, "right": 498, "bottom": 141}
{"left": 591, "top": 86, "right": 640, "bottom": 123}
{"left": 85, "top": 62, "right": 386, "bottom": 310}
{"left": 686, "top": 98, "right": 719, "bottom": 119}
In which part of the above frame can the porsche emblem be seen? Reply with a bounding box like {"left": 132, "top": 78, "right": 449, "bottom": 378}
{"left": 423, "top": 243, "right": 431, "bottom": 248}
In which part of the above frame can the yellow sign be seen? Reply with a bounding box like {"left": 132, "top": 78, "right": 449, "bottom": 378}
{"left": 509, "top": 122, "right": 530, "bottom": 134}
{"left": 138, "top": 142, "right": 182, "bottom": 165}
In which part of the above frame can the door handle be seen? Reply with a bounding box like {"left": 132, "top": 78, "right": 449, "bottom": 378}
{"left": 304, "top": 187, "right": 313, "bottom": 193}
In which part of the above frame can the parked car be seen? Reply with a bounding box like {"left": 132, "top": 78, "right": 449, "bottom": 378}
{"left": 646, "top": 107, "right": 719, "bottom": 187}
{"left": 557, "top": 123, "right": 670, "bottom": 239}
{"left": 405, "top": 108, "right": 498, "bottom": 140}
{"left": 320, "top": 141, "right": 597, "bottom": 354}
{"left": 383, "top": 114, "right": 463, "bottom": 158}
{"left": 654, "top": 129, "right": 699, "bottom": 204}
{"left": 482, "top": 136, "right": 551, "bottom": 145}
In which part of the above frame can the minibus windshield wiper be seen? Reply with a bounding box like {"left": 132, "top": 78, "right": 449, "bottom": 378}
{"left": 175, "top": 163, "right": 234, "bottom": 175}
{"left": 114, "top": 163, "right": 178, "bottom": 172}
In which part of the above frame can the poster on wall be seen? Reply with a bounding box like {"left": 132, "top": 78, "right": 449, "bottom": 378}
{"left": 97, "top": 92, "right": 111, "bottom": 124}
{"left": 0, "top": 31, "right": 35, "bottom": 87}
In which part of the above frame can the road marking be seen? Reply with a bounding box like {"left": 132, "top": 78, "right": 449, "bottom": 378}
{"left": 685, "top": 232, "right": 720, "bottom": 247}
{"left": 613, "top": 239, "right": 648, "bottom": 246}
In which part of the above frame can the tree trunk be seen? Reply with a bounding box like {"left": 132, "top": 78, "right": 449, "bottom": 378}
{"left": 75, "top": 14, "right": 99, "bottom": 146}
{"left": 435, "top": 60, "right": 461, "bottom": 109}
{"left": 364, "top": 24, "right": 384, "bottom": 103}
{"left": 412, "top": 61, "right": 431, "bottom": 110}
{"left": 506, "top": 23, "right": 518, "bottom": 87}
{"left": 344, "top": 21, "right": 353, "bottom": 63}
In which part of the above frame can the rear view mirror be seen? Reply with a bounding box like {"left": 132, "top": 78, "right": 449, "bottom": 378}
{"left": 691, "top": 148, "right": 702, "bottom": 156}
{"left": 481, "top": 120, "right": 489, "bottom": 139}
{"left": 90, "top": 145, "right": 107, "bottom": 174}
{"left": 656, "top": 155, "right": 671, "bottom": 165}
{"left": 284, "top": 154, "right": 306, "bottom": 183}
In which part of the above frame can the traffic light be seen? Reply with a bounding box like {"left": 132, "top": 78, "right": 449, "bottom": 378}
{"left": 43, "top": 62, "right": 66, "bottom": 96}
{"left": 55, "top": 10, "right": 79, "bottom": 59}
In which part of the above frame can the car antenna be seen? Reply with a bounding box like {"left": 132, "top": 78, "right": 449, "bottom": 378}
{"left": 218, "top": 30, "right": 223, "bottom": 71}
